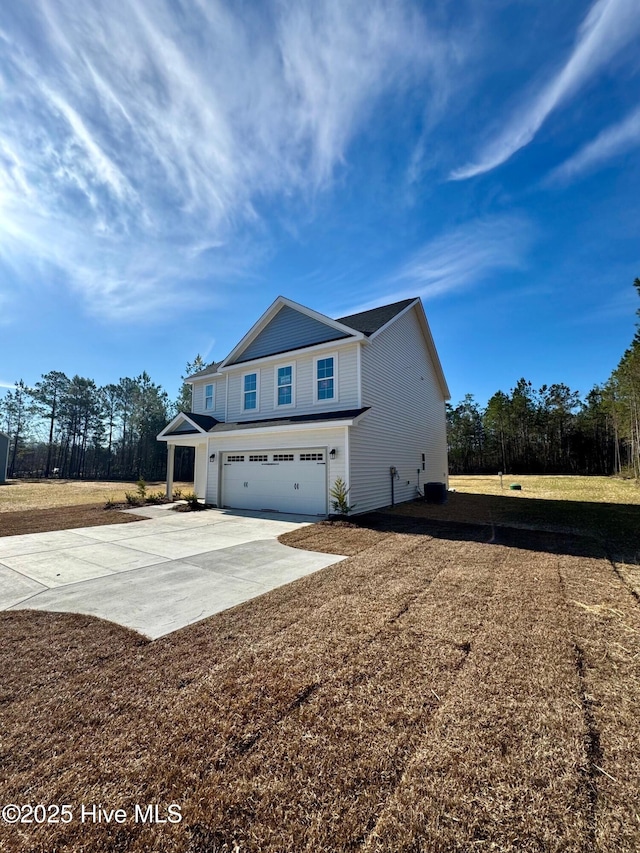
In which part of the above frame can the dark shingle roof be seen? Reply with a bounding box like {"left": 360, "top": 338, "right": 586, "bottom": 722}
{"left": 186, "top": 298, "right": 417, "bottom": 378}
{"left": 209, "top": 407, "right": 370, "bottom": 433}
{"left": 186, "top": 412, "right": 219, "bottom": 430}
{"left": 165, "top": 412, "right": 218, "bottom": 435}
{"left": 188, "top": 361, "right": 221, "bottom": 380}
{"left": 336, "top": 298, "right": 416, "bottom": 336}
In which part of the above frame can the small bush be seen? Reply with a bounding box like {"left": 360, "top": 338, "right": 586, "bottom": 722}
{"left": 136, "top": 479, "right": 147, "bottom": 500}
{"left": 146, "top": 490, "right": 166, "bottom": 505}
{"left": 172, "top": 488, "right": 183, "bottom": 500}
{"left": 330, "top": 477, "right": 356, "bottom": 516}
{"left": 125, "top": 492, "right": 143, "bottom": 507}
{"left": 172, "top": 491, "right": 204, "bottom": 511}
{"left": 104, "top": 497, "right": 118, "bottom": 509}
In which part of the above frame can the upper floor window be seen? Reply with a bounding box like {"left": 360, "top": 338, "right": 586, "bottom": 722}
{"left": 316, "top": 356, "right": 335, "bottom": 401}
{"left": 204, "top": 384, "right": 215, "bottom": 411}
{"left": 243, "top": 372, "right": 258, "bottom": 411}
{"left": 277, "top": 365, "right": 293, "bottom": 406}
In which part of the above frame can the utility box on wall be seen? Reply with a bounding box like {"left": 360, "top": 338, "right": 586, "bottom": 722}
{"left": 0, "top": 432, "right": 8, "bottom": 484}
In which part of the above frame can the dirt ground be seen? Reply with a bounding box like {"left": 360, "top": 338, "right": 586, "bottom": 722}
{"left": 0, "top": 503, "right": 150, "bottom": 536}
{"left": 0, "top": 480, "right": 193, "bottom": 536}
{"left": 1, "top": 500, "right": 639, "bottom": 852}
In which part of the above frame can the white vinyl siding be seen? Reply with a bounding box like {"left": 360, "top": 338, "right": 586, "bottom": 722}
{"left": 225, "top": 344, "right": 359, "bottom": 422}
{"left": 191, "top": 379, "right": 225, "bottom": 419}
{"left": 194, "top": 443, "right": 207, "bottom": 499}
{"left": 349, "top": 306, "right": 448, "bottom": 514}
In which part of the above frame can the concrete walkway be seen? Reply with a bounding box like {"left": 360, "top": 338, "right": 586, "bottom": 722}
{"left": 0, "top": 506, "right": 345, "bottom": 639}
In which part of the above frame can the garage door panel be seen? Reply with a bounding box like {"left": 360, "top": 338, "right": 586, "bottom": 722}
{"left": 222, "top": 449, "right": 326, "bottom": 515}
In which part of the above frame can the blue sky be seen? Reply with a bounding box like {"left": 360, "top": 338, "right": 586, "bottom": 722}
{"left": 0, "top": 0, "right": 639, "bottom": 407}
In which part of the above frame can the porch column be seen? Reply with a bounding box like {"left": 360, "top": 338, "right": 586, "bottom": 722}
{"left": 166, "top": 443, "right": 175, "bottom": 499}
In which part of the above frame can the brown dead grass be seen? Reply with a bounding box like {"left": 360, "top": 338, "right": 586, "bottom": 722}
{"left": 1, "top": 511, "right": 639, "bottom": 852}
{"left": 0, "top": 479, "right": 194, "bottom": 537}
{"left": 382, "top": 490, "right": 640, "bottom": 558}
{"left": 279, "top": 519, "right": 391, "bottom": 555}
{"left": 0, "top": 479, "right": 193, "bottom": 512}
{"left": 558, "top": 545, "right": 640, "bottom": 851}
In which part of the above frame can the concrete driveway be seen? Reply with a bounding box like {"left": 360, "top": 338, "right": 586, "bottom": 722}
{"left": 0, "top": 506, "right": 345, "bottom": 639}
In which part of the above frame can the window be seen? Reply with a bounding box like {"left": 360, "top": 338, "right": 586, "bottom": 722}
{"left": 243, "top": 372, "right": 258, "bottom": 411}
{"left": 316, "top": 356, "right": 335, "bottom": 401}
{"left": 273, "top": 453, "right": 294, "bottom": 462}
{"left": 277, "top": 365, "right": 293, "bottom": 406}
{"left": 205, "top": 384, "right": 215, "bottom": 411}
{"left": 249, "top": 454, "right": 268, "bottom": 462}
{"left": 300, "top": 453, "right": 324, "bottom": 461}
{"left": 226, "top": 455, "right": 245, "bottom": 462}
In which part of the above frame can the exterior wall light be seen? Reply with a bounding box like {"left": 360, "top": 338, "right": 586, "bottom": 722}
{"left": 209, "top": 453, "right": 216, "bottom": 462}
{"left": 330, "top": 448, "right": 337, "bottom": 459}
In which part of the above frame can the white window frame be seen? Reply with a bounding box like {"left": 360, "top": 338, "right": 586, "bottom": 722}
{"left": 274, "top": 363, "right": 295, "bottom": 408}
{"left": 204, "top": 383, "right": 215, "bottom": 411}
{"left": 314, "top": 353, "right": 338, "bottom": 404}
{"left": 242, "top": 370, "right": 260, "bottom": 413}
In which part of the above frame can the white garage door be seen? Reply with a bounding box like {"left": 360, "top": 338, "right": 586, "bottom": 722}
{"left": 222, "top": 449, "right": 327, "bottom": 515}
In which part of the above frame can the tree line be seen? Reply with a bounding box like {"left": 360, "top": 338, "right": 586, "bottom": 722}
{"left": 448, "top": 279, "right": 640, "bottom": 477}
{"left": 0, "top": 358, "right": 204, "bottom": 481}
{"left": 2, "top": 282, "right": 638, "bottom": 482}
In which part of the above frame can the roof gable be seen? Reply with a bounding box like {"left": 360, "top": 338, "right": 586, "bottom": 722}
{"left": 222, "top": 297, "right": 358, "bottom": 367}
{"left": 157, "top": 411, "right": 218, "bottom": 439}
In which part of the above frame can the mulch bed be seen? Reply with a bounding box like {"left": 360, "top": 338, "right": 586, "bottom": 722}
{"left": 0, "top": 503, "right": 149, "bottom": 537}
{"left": 1, "top": 506, "right": 639, "bottom": 851}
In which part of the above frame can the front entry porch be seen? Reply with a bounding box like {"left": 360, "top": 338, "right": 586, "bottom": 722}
{"left": 164, "top": 442, "right": 207, "bottom": 501}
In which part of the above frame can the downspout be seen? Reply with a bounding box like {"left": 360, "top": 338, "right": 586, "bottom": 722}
{"left": 390, "top": 466, "right": 398, "bottom": 507}
{"left": 343, "top": 425, "right": 350, "bottom": 494}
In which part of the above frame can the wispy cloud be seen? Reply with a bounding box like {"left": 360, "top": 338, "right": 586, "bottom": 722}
{"left": 0, "top": 0, "right": 449, "bottom": 321}
{"left": 570, "top": 286, "right": 639, "bottom": 325}
{"left": 548, "top": 105, "right": 640, "bottom": 184}
{"left": 450, "top": 0, "right": 640, "bottom": 181}
{"left": 393, "top": 215, "right": 533, "bottom": 299}
{"left": 343, "top": 215, "right": 534, "bottom": 313}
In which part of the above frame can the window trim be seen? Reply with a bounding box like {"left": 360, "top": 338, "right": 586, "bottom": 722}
{"left": 204, "top": 383, "right": 215, "bottom": 411}
{"left": 242, "top": 370, "right": 260, "bottom": 413}
{"left": 313, "top": 353, "right": 338, "bottom": 404}
{"left": 274, "top": 362, "right": 296, "bottom": 408}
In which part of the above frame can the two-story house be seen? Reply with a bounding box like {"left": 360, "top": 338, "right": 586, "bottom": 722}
{"left": 157, "top": 295, "right": 450, "bottom": 515}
